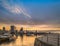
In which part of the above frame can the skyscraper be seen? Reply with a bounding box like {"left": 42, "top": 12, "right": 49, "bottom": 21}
{"left": 3, "top": 27, "right": 6, "bottom": 31}
{"left": 10, "top": 25, "right": 15, "bottom": 34}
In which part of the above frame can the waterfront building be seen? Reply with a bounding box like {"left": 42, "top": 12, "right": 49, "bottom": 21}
{"left": 10, "top": 25, "right": 16, "bottom": 35}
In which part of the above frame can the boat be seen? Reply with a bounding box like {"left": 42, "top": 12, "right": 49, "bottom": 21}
{"left": 26, "top": 33, "right": 33, "bottom": 36}
{"left": 0, "top": 33, "right": 17, "bottom": 42}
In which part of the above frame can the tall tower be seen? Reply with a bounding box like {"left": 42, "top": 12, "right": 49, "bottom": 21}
{"left": 3, "top": 27, "right": 6, "bottom": 31}
{"left": 20, "top": 27, "right": 23, "bottom": 31}
{"left": 11, "top": 26, "right": 15, "bottom": 31}
{"left": 10, "top": 25, "right": 15, "bottom": 34}
{"left": 20, "top": 27, "right": 24, "bottom": 35}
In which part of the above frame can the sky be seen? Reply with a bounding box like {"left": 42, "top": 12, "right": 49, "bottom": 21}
{"left": 0, "top": 0, "right": 60, "bottom": 30}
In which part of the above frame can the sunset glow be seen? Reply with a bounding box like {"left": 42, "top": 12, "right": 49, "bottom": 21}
{"left": 0, "top": 24, "right": 60, "bottom": 31}
{"left": 0, "top": 0, "right": 60, "bottom": 31}
{"left": 0, "top": 0, "right": 60, "bottom": 46}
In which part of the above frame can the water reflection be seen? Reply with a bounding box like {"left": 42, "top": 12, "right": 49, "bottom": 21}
{"left": 0, "top": 35, "right": 36, "bottom": 46}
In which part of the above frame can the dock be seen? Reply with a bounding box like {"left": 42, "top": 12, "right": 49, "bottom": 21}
{"left": 34, "top": 33, "right": 60, "bottom": 46}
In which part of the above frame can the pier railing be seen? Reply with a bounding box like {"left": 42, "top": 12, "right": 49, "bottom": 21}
{"left": 34, "top": 33, "right": 60, "bottom": 46}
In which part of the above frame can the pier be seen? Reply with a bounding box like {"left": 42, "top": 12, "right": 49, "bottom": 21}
{"left": 34, "top": 33, "right": 60, "bottom": 46}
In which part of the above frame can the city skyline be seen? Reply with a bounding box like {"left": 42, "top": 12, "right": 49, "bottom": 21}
{"left": 0, "top": 0, "right": 60, "bottom": 30}
{"left": 0, "top": 25, "right": 60, "bottom": 31}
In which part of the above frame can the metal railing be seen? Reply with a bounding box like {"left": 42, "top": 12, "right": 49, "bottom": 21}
{"left": 38, "top": 33, "right": 60, "bottom": 46}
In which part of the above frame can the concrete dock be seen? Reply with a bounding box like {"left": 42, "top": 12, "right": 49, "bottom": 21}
{"left": 34, "top": 33, "right": 60, "bottom": 46}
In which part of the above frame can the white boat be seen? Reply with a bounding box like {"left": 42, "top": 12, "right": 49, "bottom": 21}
{"left": 0, "top": 33, "right": 16, "bottom": 41}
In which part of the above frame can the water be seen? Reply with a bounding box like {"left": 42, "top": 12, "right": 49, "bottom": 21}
{"left": 0, "top": 35, "right": 36, "bottom": 46}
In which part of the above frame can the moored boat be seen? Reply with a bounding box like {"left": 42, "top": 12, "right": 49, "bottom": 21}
{"left": 0, "top": 33, "right": 17, "bottom": 42}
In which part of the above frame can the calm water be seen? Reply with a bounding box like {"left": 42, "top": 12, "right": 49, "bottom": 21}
{"left": 0, "top": 35, "right": 36, "bottom": 46}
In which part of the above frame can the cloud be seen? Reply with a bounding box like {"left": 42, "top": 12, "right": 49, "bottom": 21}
{"left": 1, "top": 0, "right": 32, "bottom": 18}
{"left": 0, "top": 0, "right": 60, "bottom": 28}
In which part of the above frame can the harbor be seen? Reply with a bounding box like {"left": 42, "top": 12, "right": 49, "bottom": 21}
{"left": 0, "top": 26, "right": 60, "bottom": 46}
{"left": 0, "top": 35, "right": 36, "bottom": 46}
{"left": 0, "top": 0, "right": 60, "bottom": 46}
{"left": 0, "top": 25, "right": 38, "bottom": 46}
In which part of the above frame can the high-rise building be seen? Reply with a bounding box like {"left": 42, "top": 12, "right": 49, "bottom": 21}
{"left": 11, "top": 25, "right": 15, "bottom": 31}
{"left": 3, "top": 27, "right": 6, "bottom": 31}
{"left": 20, "top": 27, "right": 23, "bottom": 31}
{"left": 10, "top": 25, "right": 15, "bottom": 34}
{"left": 19, "top": 27, "right": 24, "bottom": 35}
